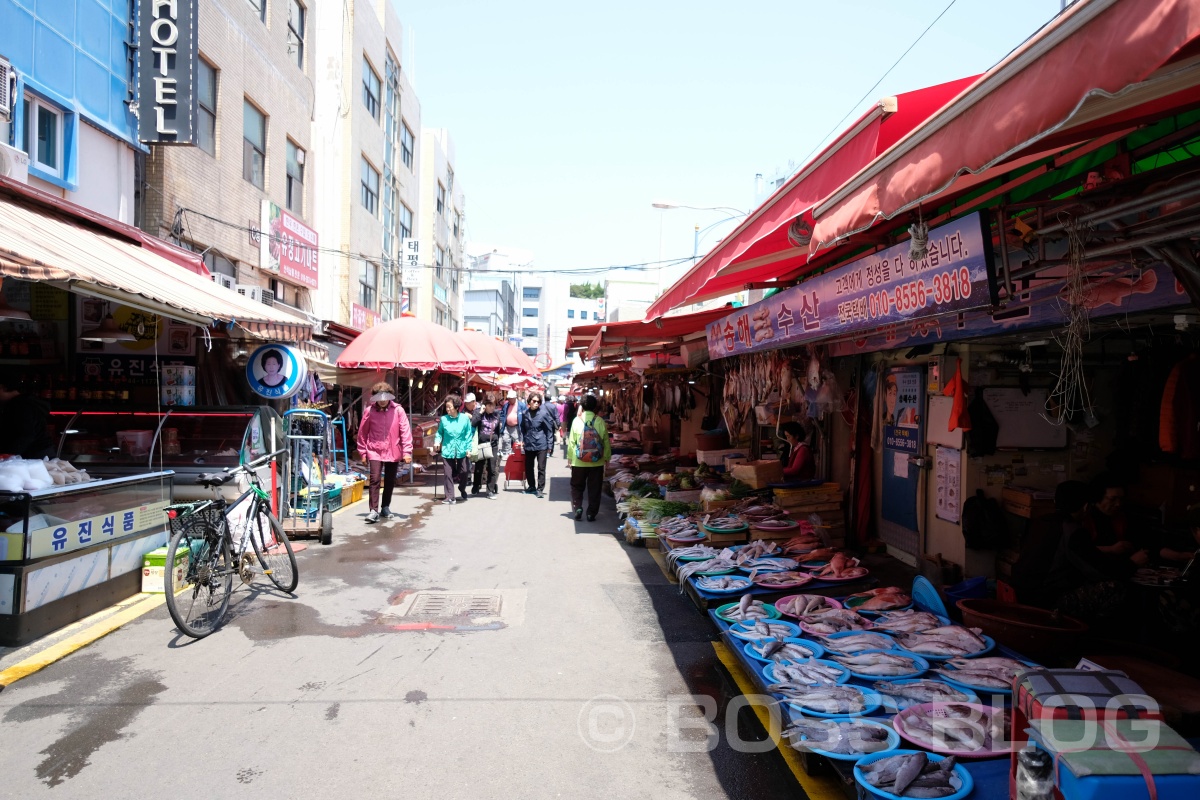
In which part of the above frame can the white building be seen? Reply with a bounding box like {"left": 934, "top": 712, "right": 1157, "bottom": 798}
{"left": 312, "top": 0, "right": 420, "bottom": 330}
{"left": 604, "top": 278, "right": 658, "bottom": 322}
{"left": 414, "top": 128, "right": 465, "bottom": 330}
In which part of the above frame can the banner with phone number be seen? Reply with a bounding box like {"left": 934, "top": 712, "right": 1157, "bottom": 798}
{"left": 707, "top": 212, "right": 995, "bottom": 359}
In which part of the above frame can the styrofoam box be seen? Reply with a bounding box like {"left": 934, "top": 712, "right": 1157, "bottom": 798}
{"left": 697, "top": 448, "right": 747, "bottom": 467}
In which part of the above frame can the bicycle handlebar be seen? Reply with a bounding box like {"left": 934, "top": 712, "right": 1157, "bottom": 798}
{"left": 229, "top": 448, "right": 287, "bottom": 474}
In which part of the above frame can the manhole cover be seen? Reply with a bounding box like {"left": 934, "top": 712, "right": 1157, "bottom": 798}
{"left": 404, "top": 592, "right": 502, "bottom": 617}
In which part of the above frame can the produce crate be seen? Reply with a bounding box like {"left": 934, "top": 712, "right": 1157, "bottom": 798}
{"left": 340, "top": 485, "right": 353, "bottom": 508}
{"left": 350, "top": 480, "right": 364, "bottom": 504}
{"left": 706, "top": 530, "right": 748, "bottom": 546}
{"left": 730, "top": 460, "right": 784, "bottom": 489}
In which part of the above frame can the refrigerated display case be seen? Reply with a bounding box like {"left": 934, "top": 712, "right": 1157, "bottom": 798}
{"left": 48, "top": 406, "right": 285, "bottom": 485}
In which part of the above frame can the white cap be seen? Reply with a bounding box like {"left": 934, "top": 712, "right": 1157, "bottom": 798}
{"left": 506, "top": 389, "right": 517, "bottom": 398}
{"left": 464, "top": 393, "right": 477, "bottom": 403}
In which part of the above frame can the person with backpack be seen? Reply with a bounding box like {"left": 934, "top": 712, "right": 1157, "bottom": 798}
{"left": 567, "top": 394, "right": 611, "bottom": 521}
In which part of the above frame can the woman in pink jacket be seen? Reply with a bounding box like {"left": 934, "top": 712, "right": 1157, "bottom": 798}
{"left": 358, "top": 381, "right": 413, "bottom": 523}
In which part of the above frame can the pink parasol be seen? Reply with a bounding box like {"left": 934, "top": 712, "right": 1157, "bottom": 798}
{"left": 336, "top": 316, "right": 476, "bottom": 372}
{"left": 457, "top": 331, "right": 539, "bottom": 376}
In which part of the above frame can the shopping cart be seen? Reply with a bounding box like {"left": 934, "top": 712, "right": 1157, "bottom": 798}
{"left": 503, "top": 449, "right": 526, "bottom": 491}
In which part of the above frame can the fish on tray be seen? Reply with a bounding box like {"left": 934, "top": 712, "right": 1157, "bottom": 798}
{"left": 698, "top": 576, "right": 753, "bottom": 593}
{"left": 872, "top": 679, "right": 973, "bottom": 706}
{"left": 819, "top": 632, "right": 895, "bottom": 654}
{"left": 785, "top": 718, "right": 891, "bottom": 755}
{"left": 899, "top": 703, "right": 1010, "bottom": 754}
{"left": 666, "top": 544, "right": 718, "bottom": 564}
{"left": 774, "top": 684, "right": 867, "bottom": 714}
{"left": 778, "top": 594, "right": 838, "bottom": 617}
{"left": 874, "top": 610, "right": 944, "bottom": 633}
{"left": 895, "top": 625, "right": 987, "bottom": 657}
{"left": 859, "top": 751, "right": 959, "bottom": 798}
{"left": 729, "top": 619, "right": 797, "bottom": 641}
{"left": 795, "top": 547, "right": 837, "bottom": 563}
{"left": 740, "top": 556, "right": 799, "bottom": 571}
{"left": 814, "top": 553, "right": 868, "bottom": 580}
{"left": 751, "top": 570, "right": 812, "bottom": 588}
{"left": 732, "top": 540, "right": 781, "bottom": 562}
{"left": 831, "top": 651, "right": 923, "bottom": 677}
{"left": 935, "top": 656, "right": 1027, "bottom": 689}
{"left": 847, "top": 586, "right": 913, "bottom": 611}
{"left": 800, "top": 608, "right": 871, "bottom": 634}
{"left": 678, "top": 557, "right": 738, "bottom": 584}
{"left": 768, "top": 659, "right": 845, "bottom": 685}
{"left": 751, "top": 637, "right": 820, "bottom": 662}
{"left": 783, "top": 535, "right": 823, "bottom": 554}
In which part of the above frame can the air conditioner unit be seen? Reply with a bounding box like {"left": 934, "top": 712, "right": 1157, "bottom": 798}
{"left": 236, "top": 285, "right": 275, "bottom": 306}
{"left": 0, "top": 141, "right": 28, "bottom": 183}
{"left": 210, "top": 273, "right": 236, "bottom": 290}
{"left": 0, "top": 57, "right": 11, "bottom": 117}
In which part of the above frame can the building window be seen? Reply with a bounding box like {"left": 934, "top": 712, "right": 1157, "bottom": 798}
{"left": 593, "top": 311, "right": 600, "bottom": 321}
{"left": 446, "top": 166, "right": 454, "bottom": 194}
{"left": 522, "top": 287, "right": 540, "bottom": 300}
{"left": 579, "top": 309, "right": 587, "bottom": 318}
{"left": 522, "top": 307, "right": 538, "bottom": 318}
{"left": 382, "top": 179, "right": 398, "bottom": 256}
{"left": 435, "top": 246, "right": 445, "bottom": 279}
{"left": 400, "top": 123, "right": 414, "bottom": 169}
{"left": 567, "top": 309, "right": 575, "bottom": 319}
{"left": 362, "top": 57, "right": 381, "bottom": 121}
{"left": 242, "top": 100, "right": 266, "bottom": 189}
{"left": 436, "top": 182, "right": 445, "bottom": 216}
{"left": 522, "top": 347, "right": 537, "bottom": 357}
{"left": 286, "top": 140, "right": 304, "bottom": 214}
{"left": 361, "top": 157, "right": 379, "bottom": 216}
{"left": 247, "top": 0, "right": 266, "bottom": 21}
{"left": 359, "top": 260, "right": 377, "bottom": 309}
{"left": 452, "top": 210, "right": 461, "bottom": 240}
{"left": 21, "top": 95, "right": 64, "bottom": 177}
{"left": 197, "top": 60, "right": 217, "bottom": 156}
{"left": 287, "top": 1, "right": 306, "bottom": 68}
{"left": 399, "top": 203, "right": 413, "bottom": 240}
{"left": 522, "top": 327, "right": 537, "bottom": 338}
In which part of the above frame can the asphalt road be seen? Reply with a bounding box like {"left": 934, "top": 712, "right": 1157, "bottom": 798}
{"left": 0, "top": 455, "right": 801, "bottom": 799}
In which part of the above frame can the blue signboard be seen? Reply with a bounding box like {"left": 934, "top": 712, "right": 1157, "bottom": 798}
{"left": 707, "top": 213, "right": 994, "bottom": 359}
{"left": 246, "top": 344, "right": 308, "bottom": 400}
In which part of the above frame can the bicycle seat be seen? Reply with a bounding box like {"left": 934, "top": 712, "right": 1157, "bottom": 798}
{"left": 195, "top": 472, "right": 234, "bottom": 488}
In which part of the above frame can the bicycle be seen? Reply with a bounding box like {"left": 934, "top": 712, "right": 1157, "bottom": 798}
{"left": 164, "top": 449, "right": 299, "bottom": 638}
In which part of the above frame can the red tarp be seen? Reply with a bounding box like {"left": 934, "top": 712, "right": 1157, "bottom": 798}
{"left": 645, "top": 76, "right": 978, "bottom": 319}
{"left": 811, "top": 0, "right": 1200, "bottom": 251}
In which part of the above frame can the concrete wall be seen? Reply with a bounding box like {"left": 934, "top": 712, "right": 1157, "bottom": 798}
{"left": 416, "top": 128, "right": 464, "bottom": 329}
{"left": 143, "top": 0, "right": 316, "bottom": 300}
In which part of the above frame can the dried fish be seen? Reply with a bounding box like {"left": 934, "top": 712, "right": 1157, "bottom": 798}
{"left": 768, "top": 659, "right": 846, "bottom": 685}
{"left": 784, "top": 718, "right": 891, "bottom": 756}
{"left": 872, "top": 680, "right": 973, "bottom": 706}
{"left": 895, "top": 625, "right": 987, "bottom": 658}
{"left": 875, "top": 610, "right": 944, "bottom": 633}
{"left": 729, "top": 619, "right": 798, "bottom": 641}
{"left": 819, "top": 632, "right": 896, "bottom": 654}
{"left": 775, "top": 684, "right": 867, "bottom": 715}
{"left": 859, "top": 752, "right": 960, "bottom": 798}
{"left": 898, "top": 703, "right": 1011, "bottom": 755}
{"left": 831, "top": 651, "right": 924, "bottom": 676}
{"left": 748, "top": 637, "right": 819, "bottom": 662}
{"left": 777, "top": 594, "right": 838, "bottom": 618}
{"left": 800, "top": 608, "right": 871, "bottom": 634}
{"left": 698, "top": 576, "right": 754, "bottom": 593}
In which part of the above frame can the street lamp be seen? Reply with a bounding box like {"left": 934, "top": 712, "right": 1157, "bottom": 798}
{"left": 650, "top": 201, "right": 749, "bottom": 293}
{"left": 651, "top": 200, "right": 746, "bottom": 217}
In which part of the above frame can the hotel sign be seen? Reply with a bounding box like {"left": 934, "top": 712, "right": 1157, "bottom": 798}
{"left": 137, "top": 0, "right": 199, "bottom": 144}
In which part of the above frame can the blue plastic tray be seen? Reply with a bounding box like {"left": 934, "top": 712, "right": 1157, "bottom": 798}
{"left": 787, "top": 717, "right": 901, "bottom": 762}
{"left": 783, "top": 685, "right": 879, "bottom": 719}
{"left": 831, "top": 649, "right": 929, "bottom": 681}
{"left": 743, "top": 637, "right": 824, "bottom": 664}
{"left": 854, "top": 749, "right": 974, "bottom": 800}
{"left": 764, "top": 658, "right": 850, "bottom": 685}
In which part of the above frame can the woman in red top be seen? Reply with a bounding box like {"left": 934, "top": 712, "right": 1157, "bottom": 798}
{"left": 780, "top": 421, "right": 816, "bottom": 482}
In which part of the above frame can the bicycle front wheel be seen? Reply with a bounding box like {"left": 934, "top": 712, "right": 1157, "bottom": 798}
{"left": 248, "top": 507, "right": 298, "bottom": 593}
{"left": 165, "top": 528, "right": 234, "bottom": 639}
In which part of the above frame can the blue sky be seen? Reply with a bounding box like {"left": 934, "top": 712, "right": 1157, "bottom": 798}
{"left": 392, "top": 0, "right": 1065, "bottom": 287}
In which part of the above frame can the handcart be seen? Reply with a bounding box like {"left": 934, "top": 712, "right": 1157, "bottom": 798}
{"left": 503, "top": 446, "right": 526, "bottom": 491}
{"left": 280, "top": 408, "right": 334, "bottom": 545}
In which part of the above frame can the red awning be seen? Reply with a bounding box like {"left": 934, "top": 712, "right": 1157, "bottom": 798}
{"left": 457, "top": 330, "right": 540, "bottom": 375}
{"left": 575, "top": 306, "right": 734, "bottom": 362}
{"left": 565, "top": 322, "right": 605, "bottom": 353}
{"left": 811, "top": 0, "right": 1200, "bottom": 251}
{"left": 645, "top": 76, "right": 978, "bottom": 319}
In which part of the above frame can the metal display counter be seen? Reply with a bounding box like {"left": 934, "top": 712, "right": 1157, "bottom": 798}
{"left": 0, "top": 471, "right": 173, "bottom": 646}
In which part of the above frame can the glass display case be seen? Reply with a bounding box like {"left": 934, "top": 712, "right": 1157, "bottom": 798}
{"left": 48, "top": 406, "right": 284, "bottom": 483}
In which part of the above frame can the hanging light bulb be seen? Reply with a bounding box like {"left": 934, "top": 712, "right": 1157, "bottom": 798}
{"left": 417, "top": 380, "right": 424, "bottom": 389}
{"left": 433, "top": 383, "right": 439, "bottom": 392}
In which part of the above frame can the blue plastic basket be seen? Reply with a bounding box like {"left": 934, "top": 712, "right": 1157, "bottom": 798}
{"left": 911, "top": 576, "right": 950, "bottom": 618}
{"left": 944, "top": 576, "right": 988, "bottom": 606}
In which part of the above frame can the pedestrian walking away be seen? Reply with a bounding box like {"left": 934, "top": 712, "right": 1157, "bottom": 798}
{"left": 520, "top": 391, "right": 557, "bottom": 498}
{"left": 568, "top": 393, "right": 611, "bottom": 520}
{"left": 471, "top": 396, "right": 502, "bottom": 496}
{"left": 560, "top": 395, "right": 578, "bottom": 458}
{"left": 358, "top": 381, "right": 413, "bottom": 523}
{"left": 434, "top": 394, "right": 475, "bottom": 504}
{"left": 499, "top": 388, "right": 525, "bottom": 458}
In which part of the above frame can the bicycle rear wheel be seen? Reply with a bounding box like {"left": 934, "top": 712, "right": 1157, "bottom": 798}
{"left": 164, "top": 527, "right": 234, "bottom": 638}
{"left": 248, "top": 507, "right": 298, "bottom": 593}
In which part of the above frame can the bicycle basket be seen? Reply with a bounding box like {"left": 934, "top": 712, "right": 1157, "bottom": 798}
{"left": 168, "top": 505, "right": 225, "bottom": 540}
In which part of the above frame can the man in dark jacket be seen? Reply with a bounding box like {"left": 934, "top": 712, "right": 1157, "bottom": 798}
{"left": 471, "top": 398, "right": 502, "bottom": 497}
{"left": 519, "top": 392, "right": 557, "bottom": 498}
{"left": 0, "top": 372, "right": 55, "bottom": 459}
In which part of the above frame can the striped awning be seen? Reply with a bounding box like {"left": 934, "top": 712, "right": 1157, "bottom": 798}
{"left": 0, "top": 193, "right": 314, "bottom": 340}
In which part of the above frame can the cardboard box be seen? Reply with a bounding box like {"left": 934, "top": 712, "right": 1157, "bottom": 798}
{"left": 142, "top": 546, "right": 188, "bottom": 593}
{"left": 731, "top": 460, "right": 784, "bottom": 489}
{"left": 697, "top": 448, "right": 748, "bottom": 467}
{"left": 724, "top": 455, "right": 748, "bottom": 471}
{"left": 1001, "top": 486, "right": 1055, "bottom": 519}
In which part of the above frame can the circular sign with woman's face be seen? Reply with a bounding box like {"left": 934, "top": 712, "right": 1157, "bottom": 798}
{"left": 246, "top": 344, "right": 308, "bottom": 399}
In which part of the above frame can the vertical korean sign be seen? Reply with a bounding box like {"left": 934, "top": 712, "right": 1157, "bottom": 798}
{"left": 881, "top": 366, "right": 924, "bottom": 544}
{"left": 401, "top": 238, "right": 424, "bottom": 288}
{"left": 138, "top": 0, "right": 199, "bottom": 144}
{"left": 260, "top": 201, "right": 320, "bottom": 289}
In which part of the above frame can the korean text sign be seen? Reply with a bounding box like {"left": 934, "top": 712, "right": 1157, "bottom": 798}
{"left": 706, "top": 212, "right": 994, "bottom": 358}
{"left": 29, "top": 501, "right": 169, "bottom": 560}
{"left": 260, "top": 201, "right": 320, "bottom": 289}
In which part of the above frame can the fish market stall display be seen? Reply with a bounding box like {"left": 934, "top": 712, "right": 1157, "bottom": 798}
{"left": 934, "top": 657, "right": 1030, "bottom": 694}
{"left": 744, "top": 637, "right": 824, "bottom": 663}
{"left": 854, "top": 750, "right": 972, "bottom": 799}
{"left": 785, "top": 718, "right": 900, "bottom": 761}
{"left": 845, "top": 586, "right": 913, "bottom": 613}
{"left": 715, "top": 594, "right": 776, "bottom": 622}
{"left": 893, "top": 703, "right": 1011, "bottom": 758}
{"left": 831, "top": 650, "right": 929, "bottom": 679}
{"left": 872, "top": 679, "right": 980, "bottom": 712}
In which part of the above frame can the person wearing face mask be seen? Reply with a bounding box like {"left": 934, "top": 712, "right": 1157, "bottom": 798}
{"left": 358, "top": 382, "right": 413, "bottom": 524}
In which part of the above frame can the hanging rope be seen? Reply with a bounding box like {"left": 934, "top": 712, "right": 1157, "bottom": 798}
{"left": 908, "top": 208, "right": 929, "bottom": 261}
{"left": 1044, "top": 215, "right": 1094, "bottom": 425}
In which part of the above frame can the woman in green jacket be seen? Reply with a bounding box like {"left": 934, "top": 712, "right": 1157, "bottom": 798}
{"left": 434, "top": 394, "right": 474, "bottom": 504}
{"left": 567, "top": 394, "right": 612, "bottom": 521}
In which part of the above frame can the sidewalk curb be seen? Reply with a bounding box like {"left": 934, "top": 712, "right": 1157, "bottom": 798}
{"left": 0, "top": 593, "right": 165, "bottom": 692}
